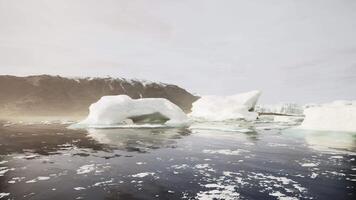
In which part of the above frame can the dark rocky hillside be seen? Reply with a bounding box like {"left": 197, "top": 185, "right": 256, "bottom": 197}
{"left": 0, "top": 75, "right": 199, "bottom": 119}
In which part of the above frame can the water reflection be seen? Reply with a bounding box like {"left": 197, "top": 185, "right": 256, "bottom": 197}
{"left": 0, "top": 124, "right": 106, "bottom": 156}
{"left": 86, "top": 128, "right": 191, "bottom": 153}
{"left": 284, "top": 128, "right": 356, "bottom": 153}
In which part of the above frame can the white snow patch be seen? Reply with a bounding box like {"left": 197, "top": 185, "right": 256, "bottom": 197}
{"left": 189, "top": 90, "right": 261, "bottom": 121}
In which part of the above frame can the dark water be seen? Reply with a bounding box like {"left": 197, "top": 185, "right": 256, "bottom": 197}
{"left": 0, "top": 120, "right": 355, "bottom": 200}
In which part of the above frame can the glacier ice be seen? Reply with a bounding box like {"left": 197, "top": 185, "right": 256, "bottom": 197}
{"left": 189, "top": 90, "right": 261, "bottom": 121}
{"left": 255, "top": 103, "right": 303, "bottom": 116}
{"left": 299, "top": 100, "right": 356, "bottom": 132}
{"left": 77, "top": 95, "right": 189, "bottom": 127}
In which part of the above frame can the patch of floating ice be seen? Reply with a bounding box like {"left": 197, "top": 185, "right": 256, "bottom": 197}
{"left": 0, "top": 193, "right": 10, "bottom": 199}
{"left": 26, "top": 176, "right": 50, "bottom": 183}
{"left": 8, "top": 177, "right": 25, "bottom": 184}
{"left": 267, "top": 143, "right": 288, "bottom": 147}
{"left": 300, "top": 163, "right": 319, "bottom": 167}
{"left": 14, "top": 154, "right": 40, "bottom": 160}
{"left": 74, "top": 187, "right": 86, "bottom": 191}
{"left": 37, "top": 176, "right": 50, "bottom": 181}
{"left": 310, "top": 173, "right": 318, "bottom": 179}
{"left": 0, "top": 167, "right": 14, "bottom": 176}
{"left": 131, "top": 172, "right": 155, "bottom": 178}
{"left": 196, "top": 184, "right": 240, "bottom": 200}
{"left": 203, "top": 149, "right": 249, "bottom": 156}
{"left": 93, "top": 179, "right": 113, "bottom": 187}
{"left": 269, "top": 191, "right": 298, "bottom": 200}
{"left": 76, "top": 164, "right": 95, "bottom": 174}
{"left": 170, "top": 164, "right": 189, "bottom": 170}
{"left": 329, "top": 155, "right": 343, "bottom": 159}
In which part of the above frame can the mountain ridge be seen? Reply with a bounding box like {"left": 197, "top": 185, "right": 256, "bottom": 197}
{"left": 0, "top": 75, "right": 199, "bottom": 120}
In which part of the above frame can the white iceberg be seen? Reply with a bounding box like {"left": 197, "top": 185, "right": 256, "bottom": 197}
{"left": 77, "top": 95, "right": 189, "bottom": 127}
{"left": 255, "top": 103, "right": 304, "bottom": 116}
{"left": 299, "top": 100, "right": 356, "bottom": 132}
{"left": 189, "top": 90, "right": 261, "bottom": 121}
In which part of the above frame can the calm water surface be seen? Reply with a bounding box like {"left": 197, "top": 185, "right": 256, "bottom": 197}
{"left": 0, "top": 120, "right": 355, "bottom": 200}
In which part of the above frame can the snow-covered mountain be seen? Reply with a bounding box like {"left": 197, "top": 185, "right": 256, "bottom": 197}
{"left": 0, "top": 75, "right": 199, "bottom": 119}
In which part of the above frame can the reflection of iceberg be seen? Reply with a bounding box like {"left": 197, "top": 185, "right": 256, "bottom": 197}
{"left": 76, "top": 95, "right": 189, "bottom": 128}
{"left": 304, "top": 132, "right": 356, "bottom": 153}
{"left": 299, "top": 100, "right": 356, "bottom": 132}
{"left": 284, "top": 128, "right": 356, "bottom": 153}
{"left": 189, "top": 90, "right": 261, "bottom": 121}
{"left": 87, "top": 128, "right": 190, "bottom": 152}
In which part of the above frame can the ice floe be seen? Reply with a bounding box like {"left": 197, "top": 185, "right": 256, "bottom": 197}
{"left": 76, "top": 164, "right": 96, "bottom": 174}
{"left": 131, "top": 172, "right": 155, "bottom": 178}
{"left": 0, "top": 193, "right": 10, "bottom": 199}
{"left": 203, "top": 149, "right": 249, "bottom": 156}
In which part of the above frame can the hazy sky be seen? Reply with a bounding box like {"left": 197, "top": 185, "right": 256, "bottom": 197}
{"left": 1, "top": 0, "right": 356, "bottom": 103}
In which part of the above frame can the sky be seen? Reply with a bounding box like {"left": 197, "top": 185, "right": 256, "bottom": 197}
{"left": 0, "top": 0, "right": 356, "bottom": 103}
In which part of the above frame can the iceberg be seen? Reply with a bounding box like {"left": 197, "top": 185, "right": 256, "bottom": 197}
{"left": 255, "top": 103, "right": 304, "bottom": 116}
{"left": 299, "top": 100, "right": 356, "bottom": 132}
{"left": 189, "top": 90, "right": 261, "bottom": 121}
{"left": 77, "top": 95, "right": 189, "bottom": 127}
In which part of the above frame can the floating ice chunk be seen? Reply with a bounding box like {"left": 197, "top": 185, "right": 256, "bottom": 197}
{"left": 77, "top": 164, "right": 95, "bottom": 174}
{"left": 37, "top": 176, "right": 50, "bottom": 181}
{"left": 189, "top": 90, "right": 261, "bottom": 121}
{"left": 300, "top": 163, "right": 319, "bottom": 167}
{"left": 0, "top": 193, "right": 10, "bottom": 199}
{"left": 299, "top": 100, "right": 356, "bottom": 132}
{"left": 131, "top": 172, "right": 155, "bottom": 178}
{"left": 74, "top": 187, "right": 86, "bottom": 191}
{"left": 75, "top": 95, "right": 189, "bottom": 127}
{"left": 202, "top": 149, "right": 248, "bottom": 155}
{"left": 93, "top": 179, "right": 113, "bottom": 187}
